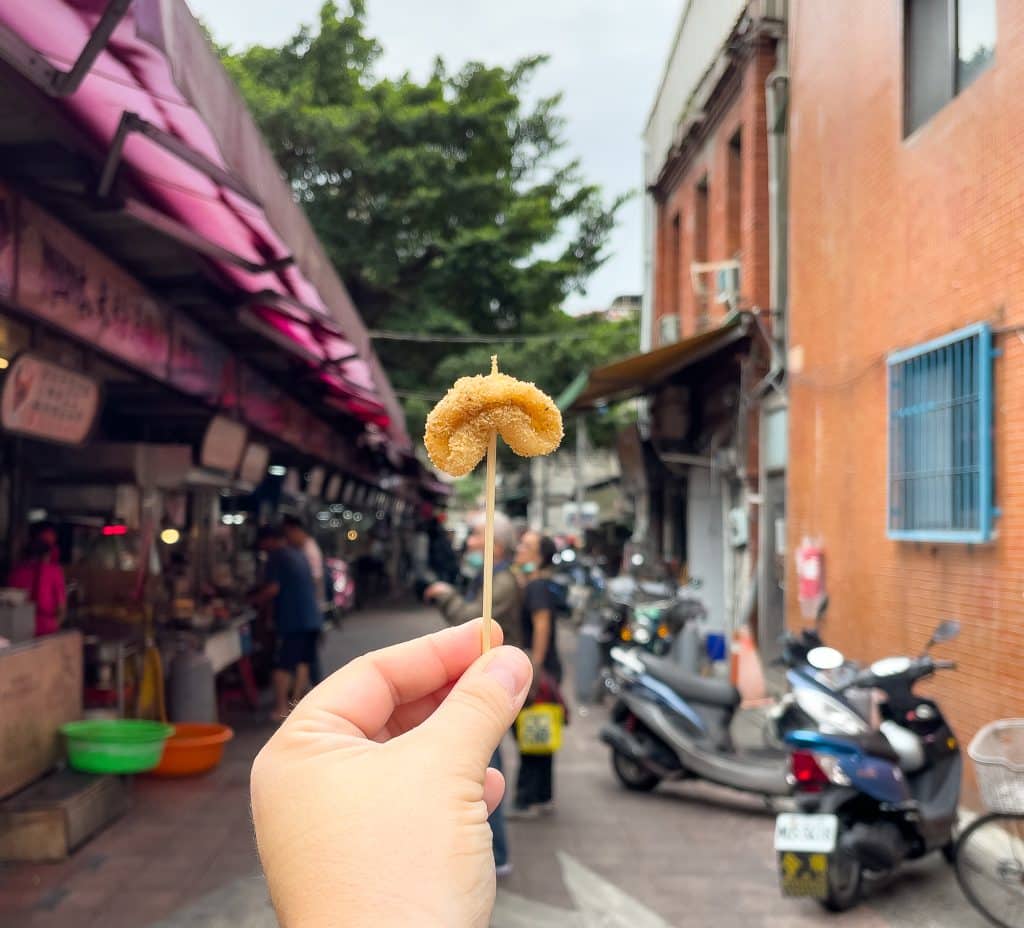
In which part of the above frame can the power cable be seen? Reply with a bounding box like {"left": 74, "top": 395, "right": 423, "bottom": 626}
{"left": 369, "top": 329, "right": 590, "bottom": 344}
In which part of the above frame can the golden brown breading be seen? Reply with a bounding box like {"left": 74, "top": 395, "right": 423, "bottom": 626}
{"left": 424, "top": 358, "right": 563, "bottom": 477}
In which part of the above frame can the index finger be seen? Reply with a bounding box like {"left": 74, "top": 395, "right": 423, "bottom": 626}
{"left": 291, "top": 618, "right": 503, "bottom": 738}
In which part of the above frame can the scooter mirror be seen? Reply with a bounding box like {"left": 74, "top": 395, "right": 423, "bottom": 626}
{"left": 927, "top": 619, "right": 961, "bottom": 650}
{"left": 807, "top": 646, "right": 845, "bottom": 671}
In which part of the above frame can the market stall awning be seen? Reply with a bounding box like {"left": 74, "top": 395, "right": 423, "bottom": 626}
{"left": 0, "top": 0, "right": 408, "bottom": 447}
{"left": 570, "top": 317, "right": 747, "bottom": 411}
{"left": 556, "top": 370, "right": 590, "bottom": 412}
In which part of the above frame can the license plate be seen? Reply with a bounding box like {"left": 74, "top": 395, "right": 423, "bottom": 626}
{"left": 774, "top": 813, "right": 838, "bottom": 853}
{"left": 778, "top": 851, "right": 830, "bottom": 898}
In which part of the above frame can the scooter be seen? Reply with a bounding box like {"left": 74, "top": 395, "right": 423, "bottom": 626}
{"left": 563, "top": 555, "right": 607, "bottom": 627}
{"left": 577, "top": 574, "right": 706, "bottom": 705}
{"left": 768, "top": 599, "right": 873, "bottom": 745}
{"left": 774, "top": 620, "right": 961, "bottom": 912}
{"left": 325, "top": 557, "right": 356, "bottom": 616}
{"left": 600, "top": 639, "right": 871, "bottom": 798}
{"left": 607, "top": 573, "right": 706, "bottom": 653}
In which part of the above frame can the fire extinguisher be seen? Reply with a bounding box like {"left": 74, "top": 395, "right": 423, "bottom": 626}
{"left": 795, "top": 536, "right": 825, "bottom": 619}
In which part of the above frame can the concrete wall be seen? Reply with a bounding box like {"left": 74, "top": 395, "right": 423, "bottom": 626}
{"left": 788, "top": 0, "right": 1024, "bottom": 749}
{"left": 644, "top": 0, "right": 749, "bottom": 188}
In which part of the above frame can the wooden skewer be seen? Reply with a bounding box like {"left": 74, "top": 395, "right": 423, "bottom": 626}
{"left": 480, "top": 355, "right": 500, "bottom": 652}
{"left": 481, "top": 427, "right": 497, "bottom": 653}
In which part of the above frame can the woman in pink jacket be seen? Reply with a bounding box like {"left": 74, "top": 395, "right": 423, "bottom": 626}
{"left": 9, "top": 536, "right": 66, "bottom": 636}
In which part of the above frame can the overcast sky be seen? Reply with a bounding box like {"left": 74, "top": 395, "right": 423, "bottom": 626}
{"left": 188, "top": 0, "right": 681, "bottom": 313}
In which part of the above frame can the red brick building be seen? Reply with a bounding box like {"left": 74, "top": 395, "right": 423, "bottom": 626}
{"left": 787, "top": 0, "right": 1011, "bottom": 747}
{"left": 575, "top": 1, "right": 788, "bottom": 650}
{"left": 650, "top": 26, "right": 774, "bottom": 343}
{"left": 646, "top": 2, "right": 787, "bottom": 647}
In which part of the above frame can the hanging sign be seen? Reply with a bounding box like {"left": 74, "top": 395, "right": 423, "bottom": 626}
{"left": 0, "top": 353, "right": 99, "bottom": 445}
{"left": 238, "top": 443, "right": 270, "bottom": 485}
{"left": 17, "top": 200, "right": 170, "bottom": 376}
{"left": 200, "top": 416, "right": 247, "bottom": 473}
{"left": 307, "top": 466, "right": 326, "bottom": 499}
{"left": 283, "top": 469, "right": 302, "bottom": 497}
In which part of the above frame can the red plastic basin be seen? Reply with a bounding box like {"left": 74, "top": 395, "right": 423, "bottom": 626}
{"left": 149, "top": 723, "right": 234, "bottom": 777}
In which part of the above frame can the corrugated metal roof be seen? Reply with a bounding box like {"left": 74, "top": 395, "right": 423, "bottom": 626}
{"left": 571, "top": 317, "right": 746, "bottom": 410}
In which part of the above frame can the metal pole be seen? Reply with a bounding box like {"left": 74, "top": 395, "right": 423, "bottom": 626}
{"left": 760, "top": 27, "right": 790, "bottom": 646}
{"left": 575, "top": 418, "right": 586, "bottom": 536}
{"left": 0, "top": 0, "right": 132, "bottom": 99}
{"left": 537, "top": 456, "right": 548, "bottom": 532}
{"left": 765, "top": 34, "right": 789, "bottom": 354}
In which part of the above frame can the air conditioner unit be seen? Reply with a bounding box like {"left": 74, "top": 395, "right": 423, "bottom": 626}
{"left": 690, "top": 259, "right": 741, "bottom": 311}
{"left": 659, "top": 314, "right": 680, "bottom": 345}
{"left": 715, "top": 265, "right": 741, "bottom": 307}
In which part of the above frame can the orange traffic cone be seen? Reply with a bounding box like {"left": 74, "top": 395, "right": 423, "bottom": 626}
{"left": 731, "top": 625, "right": 769, "bottom": 706}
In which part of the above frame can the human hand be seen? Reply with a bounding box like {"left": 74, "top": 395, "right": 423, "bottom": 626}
{"left": 423, "top": 581, "right": 454, "bottom": 602}
{"left": 526, "top": 673, "right": 541, "bottom": 705}
{"left": 251, "top": 618, "right": 533, "bottom": 927}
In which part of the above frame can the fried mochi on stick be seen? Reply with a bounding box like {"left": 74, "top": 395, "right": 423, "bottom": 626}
{"left": 425, "top": 357, "right": 563, "bottom": 650}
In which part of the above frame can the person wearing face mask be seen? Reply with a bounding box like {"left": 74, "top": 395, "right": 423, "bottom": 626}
{"left": 424, "top": 509, "right": 522, "bottom": 876}
{"left": 508, "top": 530, "right": 564, "bottom": 818}
{"left": 423, "top": 511, "right": 522, "bottom": 648}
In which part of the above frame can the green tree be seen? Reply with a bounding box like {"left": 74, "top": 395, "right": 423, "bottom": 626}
{"left": 223, "top": 0, "right": 630, "bottom": 441}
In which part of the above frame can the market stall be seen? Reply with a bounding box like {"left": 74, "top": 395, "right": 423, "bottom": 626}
{"left": 0, "top": 0, "right": 444, "bottom": 863}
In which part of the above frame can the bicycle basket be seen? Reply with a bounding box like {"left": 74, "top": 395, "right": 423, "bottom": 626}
{"left": 969, "top": 719, "right": 1024, "bottom": 814}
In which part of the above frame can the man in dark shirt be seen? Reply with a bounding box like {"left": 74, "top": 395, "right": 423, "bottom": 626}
{"left": 252, "top": 524, "right": 324, "bottom": 722}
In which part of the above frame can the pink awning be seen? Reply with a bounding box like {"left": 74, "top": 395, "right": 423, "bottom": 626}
{"left": 0, "top": 0, "right": 397, "bottom": 435}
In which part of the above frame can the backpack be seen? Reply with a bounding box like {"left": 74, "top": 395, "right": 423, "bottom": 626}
{"left": 547, "top": 578, "right": 570, "bottom": 618}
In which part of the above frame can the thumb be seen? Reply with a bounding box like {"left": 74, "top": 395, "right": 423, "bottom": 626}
{"left": 423, "top": 645, "right": 533, "bottom": 773}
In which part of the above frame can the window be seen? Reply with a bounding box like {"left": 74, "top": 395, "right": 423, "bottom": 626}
{"left": 659, "top": 314, "right": 680, "bottom": 346}
{"left": 671, "top": 212, "right": 682, "bottom": 317}
{"left": 727, "top": 131, "right": 742, "bottom": 258}
{"left": 694, "top": 176, "right": 709, "bottom": 328}
{"left": 904, "top": 0, "right": 996, "bottom": 135}
{"left": 763, "top": 404, "right": 787, "bottom": 473}
{"left": 887, "top": 323, "right": 993, "bottom": 542}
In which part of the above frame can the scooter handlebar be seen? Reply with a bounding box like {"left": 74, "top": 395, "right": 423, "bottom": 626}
{"left": 933, "top": 659, "right": 957, "bottom": 671}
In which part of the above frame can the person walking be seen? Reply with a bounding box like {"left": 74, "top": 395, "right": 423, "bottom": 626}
{"left": 427, "top": 517, "right": 459, "bottom": 585}
{"left": 424, "top": 510, "right": 522, "bottom": 877}
{"left": 252, "top": 524, "right": 323, "bottom": 723}
{"left": 281, "top": 515, "right": 325, "bottom": 595}
{"left": 424, "top": 511, "right": 521, "bottom": 647}
{"left": 509, "top": 530, "right": 564, "bottom": 818}
{"left": 281, "top": 514, "right": 328, "bottom": 683}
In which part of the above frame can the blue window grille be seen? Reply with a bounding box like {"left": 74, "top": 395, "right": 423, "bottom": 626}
{"left": 887, "top": 323, "right": 994, "bottom": 543}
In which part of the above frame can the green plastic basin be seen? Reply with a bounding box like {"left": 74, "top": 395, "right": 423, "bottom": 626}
{"left": 61, "top": 720, "right": 175, "bottom": 775}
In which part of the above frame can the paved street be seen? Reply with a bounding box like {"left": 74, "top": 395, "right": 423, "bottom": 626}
{"left": 0, "top": 605, "right": 990, "bottom": 927}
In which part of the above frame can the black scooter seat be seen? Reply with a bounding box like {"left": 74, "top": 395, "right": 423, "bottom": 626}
{"left": 850, "top": 730, "right": 902, "bottom": 765}
{"left": 639, "top": 653, "right": 741, "bottom": 709}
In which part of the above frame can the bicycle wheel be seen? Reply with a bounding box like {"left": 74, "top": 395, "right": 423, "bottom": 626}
{"left": 956, "top": 813, "right": 1024, "bottom": 928}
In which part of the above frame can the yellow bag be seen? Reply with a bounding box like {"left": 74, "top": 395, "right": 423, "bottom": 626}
{"left": 515, "top": 702, "right": 565, "bottom": 755}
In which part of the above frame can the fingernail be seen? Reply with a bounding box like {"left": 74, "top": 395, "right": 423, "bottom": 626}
{"left": 483, "top": 647, "right": 530, "bottom": 701}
